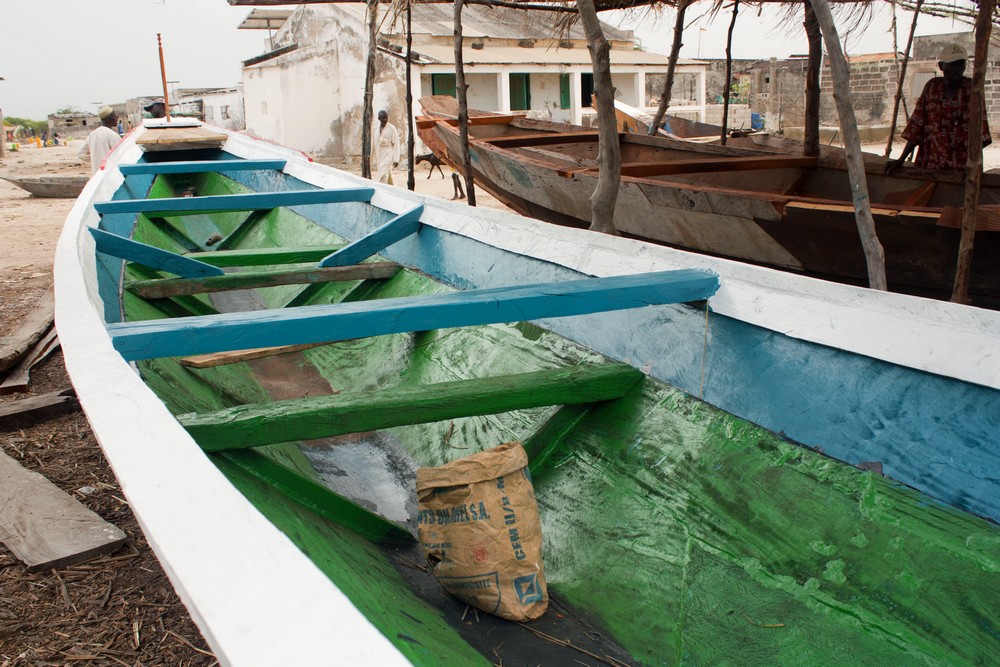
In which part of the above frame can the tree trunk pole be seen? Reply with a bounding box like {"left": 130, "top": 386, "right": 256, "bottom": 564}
{"left": 803, "top": 0, "right": 821, "bottom": 157}
{"left": 808, "top": 0, "right": 887, "bottom": 290}
{"left": 361, "top": 0, "right": 378, "bottom": 180}
{"left": 648, "top": 0, "right": 690, "bottom": 135}
{"left": 406, "top": 0, "right": 415, "bottom": 191}
{"left": 577, "top": 0, "right": 621, "bottom": 235}
{"left": 884, "top": 0, "right": 923, "bottom": 158}
{"left": 453, "top": 0, "right": 477, "bottom": 206}
{"left": 720, "top": 0, "right": 739, "bottom": 145}
{"left": 952, "top": 0, "right": 993, "bottom": 303}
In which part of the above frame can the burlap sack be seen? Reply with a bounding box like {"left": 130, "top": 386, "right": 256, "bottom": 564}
{"left": 416, "top": 442, "right": 548, "bottom": 621}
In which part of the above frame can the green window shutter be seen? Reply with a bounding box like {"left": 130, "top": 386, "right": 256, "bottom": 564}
{"left": 509, "top": 73, "right": 531, "bottom": 111}
{"left": 432, "top": 74, "right": 456, "bottom": 97}
{"left": 560, "top": 74, "right": 571, "bottom": 109}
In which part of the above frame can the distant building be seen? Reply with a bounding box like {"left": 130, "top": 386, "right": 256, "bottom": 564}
{"left": 48, "top": 113, "right": 99, "bottom": 141}
{"left": 199, "top": 87, "right": 246, "bottom": 131}
{"left": 237, "top": 4, "right": 708, "bottom": 161}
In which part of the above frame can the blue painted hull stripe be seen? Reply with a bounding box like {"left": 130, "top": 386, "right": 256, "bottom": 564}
{"left": 318, "top": 204, "right": 424, "bottom": 268}
{"left": 94, "top": 188, "right": 375, "bottom": 215}
{"left": 90, "top": 227, "right": 225, "bottom": 278}
{"left": 118, "top": 159, "right": 287, "bottom": 175}
{"left": 107, "top": 269, "right": 720, "bottom": 360}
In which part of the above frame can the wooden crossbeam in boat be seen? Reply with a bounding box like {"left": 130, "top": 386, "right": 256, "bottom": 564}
{"left": 185, "top": 245, "right": 345, "bottom": 268}
{"left": 522, "top": 404, "right": 594, "bottom": 477}
{"left": 215, "top": 208, "right": 274, "bottom": 252}
{"left": 90, "top": 228, "right": 225, "bottom": 278}
{"left": 485, "top": 132, "right": 600, "bottom": 149}
{"left": 318, "top": 205, "right": 423, "bottom": 268}
{"left": 180, "top": 342, "right": 328, "bottom": 369}
{"left": 610, "top": 156, "right": 818, "bottom": 178}
{"left": 211, "top": 450, "right": 413, "bottom": 543}
{"left": 126, "top": 262, "right": 400, "bottom": 299}
{"left": 106, "top": 269, "right": 720, "bottom": 361}
{"left": 93, "top": 188, "right": 375, "bottom": 216}
{"left": 119, "top": 159, "right": 287, "bottom": 175}
{"left": 180, "top": 363, "right": 643, "bottom": 451}
{"left": 880, "top": 180, "right": 936, "bottom": 206}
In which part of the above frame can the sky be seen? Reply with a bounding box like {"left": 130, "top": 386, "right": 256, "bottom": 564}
{"left": 0, "top": 0, "right": 974, "bottom": 121}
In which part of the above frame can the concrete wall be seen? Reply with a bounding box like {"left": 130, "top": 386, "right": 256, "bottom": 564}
{"left": 201, "top": 90, "right": 246, "bottom": 131}
{"left": 48, "top": 114, "right": 98, "bottom": 141}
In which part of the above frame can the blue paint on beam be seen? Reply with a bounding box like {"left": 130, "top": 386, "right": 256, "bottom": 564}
{"left": 90, "top": 227, "right": 225, "bottom": 278}
{"left": 93, "top": 188, "right": 375, "bottom": 216}
{"left": 107, "top": 269, "right": 719, "bottom": 360}
{"left": 318, "top": 204, "right": 424, "bottom": 268}
{"left": 119, "top": 159, "right": 287, "bottom": 175}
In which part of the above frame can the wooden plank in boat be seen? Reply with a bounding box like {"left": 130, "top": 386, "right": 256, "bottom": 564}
{"left": 126, "top": 262, "right": 400, "bottom": 299}
{"left": 94, "top": 187, "right": 375, "bottom": 216}
{"left": 486, "top": 132, "right": 600, "bottom": 148}
{"left": 881, "top": 181, "right": 936, "bottom": 206}
{"left": 783, "top": 201, "right": 940, "bottom": 220}
{"left": 106, "top": 269, "right": 721, "bottom": 361}
{"left": 616, "top": 156, "right": 817, "bottom": 178}
{"left": 186, "top": 245, "right": 345, "bottom": 267}
{"left": 212, "top": 450, "right": 413, "bottom": 543}
{"left": 135, "top": 126, "right": 228, "bottom": 152}
{"left": 180, "top": 342, "right": 329, "bottom": 369}
{"left": 319, "top": 205, "right": 422, "bottom": 267}
{"left": 180, "top": 363, "right": 644, "bottom": 450}
{"left": 90, "top": 228, "right": 225, "bottom": 278}
{"left": 935, "top": 205, "right": 1000, "bottom": 232}
{"left": 0, "top": 449, "right": 126, "bottom": 571}
{"left": 119, "top": 159, "right": 287, "bottom": 175}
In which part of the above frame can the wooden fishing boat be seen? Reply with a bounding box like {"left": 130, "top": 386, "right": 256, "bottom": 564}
{"left": 55, "top": 121, "right": 999, "bottom": 665}
{"left": 417, "top": 95, "right": 1000, "bottom": 308}
{"left": 1, "top": 174, "right": 89, "bottom": 198}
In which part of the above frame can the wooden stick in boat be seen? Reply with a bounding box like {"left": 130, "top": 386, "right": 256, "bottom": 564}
{"left": 454, "top": 0, "right": 477, "bottom": 206}
{"left": 157, "top": 33, "right": 171, "bottom": 122}
{"left": 809, "top": 0, "right": 888, "bottom": 290}
{"left": 720, "top": 0, "right": 739, "bottom": 146}
{"left": 803, "top": 0, "right": 822, "bottom": 157}
{"left": 179, "top": 342, "right": 330, "bottom": 369}
{"left": 884, "top": 0, "right": 923, "bottom": 158}
{"left": 953, "top": 0, "right": 994, "bottom": 303}
{"left": 648, "top": 0, "right": 691, "bottom": 135}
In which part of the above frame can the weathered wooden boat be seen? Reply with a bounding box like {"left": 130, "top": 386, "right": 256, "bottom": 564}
{"left": 55, "top": 121, "right": 999, "bottom": 665}
{"left": 1, "top": 174, "right": 88, "bottom": 198}
{"left": 418, "top": 95, "right": 1000, "bottom": 308}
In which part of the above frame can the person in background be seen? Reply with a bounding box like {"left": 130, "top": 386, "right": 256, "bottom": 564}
{"left": 372, "top": 109, "right": 400, "bottom": 185}
{"left": 144, "top": 98, "right": 166, "bottom": 119}
{"left": 887, "top": 43, "right": 991, "bottom": 172}
{"left": 78, "top": 106, "right": 121, "bottom": 174}
{"left": 117, "top": 117, "right": 124, "bottom": 135}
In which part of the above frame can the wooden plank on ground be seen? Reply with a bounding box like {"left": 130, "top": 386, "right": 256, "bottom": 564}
{"left": 106, "top": 269, "right": 721, "bottom": 361}
{"left": 119, "top": 159, "right": 287, "bottom": 175}
{"left": 90, "top": 228, "right": 225, "bottom": 278}
{"left": 0, "top": 329, "right": 60, "bottom": 395}
{"left": 180, "top": 362, "right": 644, "bottom": 451}
{"left": 180, "top": 342, "right": 329, "bottom": 369}
{"left": 0, "top": 450, "right": 126, "bottom": 571}
{"left": 318, "top": 206, "right": 423, "bottom": 267}
{"left": 93, "top": 188, "right": 375, "bottom": 217}
{"left": 126, "top": 262, "right": 400, "bottom": 299}
{"left": 0, "top": 389, "right": 79, "bottom": 432}
{"left": 0, "top": 288, "right": 54, "bottom": 373}
{"left": 185, "top": 245, "right": 345, "bottom": 267}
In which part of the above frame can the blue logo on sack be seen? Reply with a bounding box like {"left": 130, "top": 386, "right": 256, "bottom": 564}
{"left": 513, "top": 573, "right": 544, "bottom": 604}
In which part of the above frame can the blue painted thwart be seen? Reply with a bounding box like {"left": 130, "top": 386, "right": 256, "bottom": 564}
{"left": 90, "top": 227, "right": 224, "bottom": 278}
{"left": 319, "top": 205, "right": 424, "bottom": 268}
{"left": 119, "top": 159, "right": 287, "bottom": 175}
{"left": 106, "top": 269, "right": 720, "bottom": 361}
{"left": 93, "top": 187, "right": 375, "bottom": 216}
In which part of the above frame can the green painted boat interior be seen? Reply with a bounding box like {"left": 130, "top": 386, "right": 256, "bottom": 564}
{"left": 121, "top": 171, "right": 999, "bottom": 666}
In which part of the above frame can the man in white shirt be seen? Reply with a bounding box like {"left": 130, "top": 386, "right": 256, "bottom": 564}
{"left": 373, "top": 109, "right": 400, "bottom": 184}
{"left": 78, "top": 106, "right": 121, "bottom": 175}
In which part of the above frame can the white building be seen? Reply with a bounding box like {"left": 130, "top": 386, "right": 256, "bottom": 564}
{"left": 239, "top": 4, "right": 707, "bottom": 162}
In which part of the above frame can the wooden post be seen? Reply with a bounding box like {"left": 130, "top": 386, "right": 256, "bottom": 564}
{"left": 157, "top": 34, "right": 172, "bottom": 122}
{"left": 0, "top": 107, "right": 6, "bottom": 160}
{"left": 808, "top": 0, "right": 887, "bottom": 290}
{"left": 648, "top": 0, "right": 690, "bottom": 135}
{"left": 361, "top": 0, "right": 378, "bottom": 180}
{"left": 406, "top": 0, "right": 415, "bottom": 191}
{"left": 803, "top": 0, "right": 821, "bottom": 157}
{"left": 952, "top": 0, "right": 994, "bottom": 303}
{"left": 454, "top": 0, "right": 477, "bottom": 206}
{"left": 577, "top": 0, "right": 620, "bottom": 235}
{"left": 884, "top": 0, "right": 923, "bottom": 158}
{"left": 720, "top": 0, "right": 739, "bottom": 146}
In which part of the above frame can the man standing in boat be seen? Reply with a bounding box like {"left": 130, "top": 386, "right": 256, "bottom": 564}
{"left": 886, "top": 43, "right": 991, "bottom": 172}
{"left": 373, "top": 109, "right": 401, "bottom": 185}
{"left": 78, "top": 106, "right": 121, "bottom": 175}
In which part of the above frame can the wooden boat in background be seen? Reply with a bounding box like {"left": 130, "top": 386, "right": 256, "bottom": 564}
{"left": 1, "top": 174, "right": 88, "bottom": 198}
{"left": 418, "top": 95, "right": 1000, "bottom": 307}
{"left": 56, "top": 120, "right": 999, "bottom": 664}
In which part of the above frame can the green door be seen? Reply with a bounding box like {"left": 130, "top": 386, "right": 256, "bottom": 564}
{"left": 509, "top": 73, "right": 531, "bottom": 111}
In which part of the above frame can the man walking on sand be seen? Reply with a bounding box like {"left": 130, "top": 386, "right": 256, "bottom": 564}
{"left": 78, "top": 106, "right": 121, "bottom": 175}
{"left": 373, "top": 109, "right": 400, "bottom": 184}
